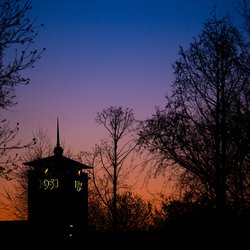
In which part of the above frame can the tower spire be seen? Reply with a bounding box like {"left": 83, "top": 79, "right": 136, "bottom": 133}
{"left": 54, "top": 117, "right": 63, "bottom": 156}
{"left": 57, "top": 117, "right": 60, "bottom": 147}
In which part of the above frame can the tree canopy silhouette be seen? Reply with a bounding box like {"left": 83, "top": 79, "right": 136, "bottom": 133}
{"left": 137, "top": 14, "right": 250, "bottom": 217}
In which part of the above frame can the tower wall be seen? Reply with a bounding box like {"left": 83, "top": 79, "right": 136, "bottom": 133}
{"left": 28, "top": 164, "right": 89, "bottom": 241}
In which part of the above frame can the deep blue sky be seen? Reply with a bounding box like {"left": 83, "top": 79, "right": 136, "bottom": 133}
{"left": 6, "top": 0, "right": 237, "bottom": 152}
{"left": 0, "top": 1, "right": 240, "bottom": 217}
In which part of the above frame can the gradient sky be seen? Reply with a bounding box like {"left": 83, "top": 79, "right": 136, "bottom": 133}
{"left": 3, "top": 0, "right": 238, "bottom": 150}
{"left": 0, "top": 0, "right": 240, "bottom": 218}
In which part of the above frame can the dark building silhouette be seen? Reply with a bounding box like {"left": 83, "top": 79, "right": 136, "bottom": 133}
{"left": 24, "top": 119, "right": 92, "bottom": 243}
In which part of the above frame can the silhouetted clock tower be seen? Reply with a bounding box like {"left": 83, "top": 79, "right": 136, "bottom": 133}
{"left": 25, "top": 119, "right": 92, "bottom": 242}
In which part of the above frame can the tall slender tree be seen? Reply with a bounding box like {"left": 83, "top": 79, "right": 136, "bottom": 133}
{"left": 80, "top": 106, "right": 137, "bottom": 231}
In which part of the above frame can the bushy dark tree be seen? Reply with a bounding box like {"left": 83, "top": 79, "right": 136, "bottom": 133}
{"left": 88, "top": 191, "right": 153, "bottom": 231}
{"left": 116, "top": 191, "right": 153, "bottom": 231}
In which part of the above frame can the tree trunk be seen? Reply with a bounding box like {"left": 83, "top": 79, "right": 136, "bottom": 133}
{"left": 215, "top": 73, "right": 227, "bottom": 218}
{"left": 113, "top": 138, "right": 118, "bottom": 231}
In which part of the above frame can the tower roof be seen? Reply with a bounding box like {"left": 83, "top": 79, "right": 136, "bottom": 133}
{"left": 24, "top": 154, "right": 92, "bottom": 170}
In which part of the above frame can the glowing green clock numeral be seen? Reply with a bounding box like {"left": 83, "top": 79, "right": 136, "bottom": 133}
{"left": 39, "top": 179, "right": 59, "bottom": 190}
{"left": 74, "top": 180, "right": 83, "bottom": 192}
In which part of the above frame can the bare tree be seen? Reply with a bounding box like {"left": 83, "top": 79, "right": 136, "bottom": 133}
{"left": 0, "top": 0, "right": 44, "bottom": 180}
{"left": 80, "top": 106, "right": 137, "bottom": 231}
{"left": 137, "top": 14, "right": 250, "bottom": 217}
{"left": 0, "top": 128, "right": 53, "bottom": 220}
{"left": 87, "top": 189, "right": 153, "bottom": 231}
{"left": 115, "top": 191, "right": 153, "bottom": 231}
{"left": 0, "top": 0, "right": 45, "bottom": 109}
{"left": 0, "top": 119, "right": 36, "bottom": 180}
{"left": 22, "top": 127, "right": 53, "bottom": 162}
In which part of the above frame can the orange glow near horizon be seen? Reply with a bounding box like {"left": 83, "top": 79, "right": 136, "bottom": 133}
{"left": 0, "top": 151, "right": 169, "bottom": 221}
{"left": 0, "top": 0, "right": 237, "bottom": 221}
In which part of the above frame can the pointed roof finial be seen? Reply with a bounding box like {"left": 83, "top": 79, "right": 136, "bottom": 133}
{"left": 54, "top": 117, "right": 63, "bottom": 156}
{"left": 57, "top": 117, "right": 60, "bottom": 147}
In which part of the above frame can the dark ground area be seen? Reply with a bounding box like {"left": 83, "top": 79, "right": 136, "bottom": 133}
{"left": 0, "top": 218, "right": 248, "bottom": 249}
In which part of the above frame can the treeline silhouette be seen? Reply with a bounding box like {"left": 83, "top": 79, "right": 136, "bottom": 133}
{"left": 1, "top": 1, "right": 250, "bottom": 249}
